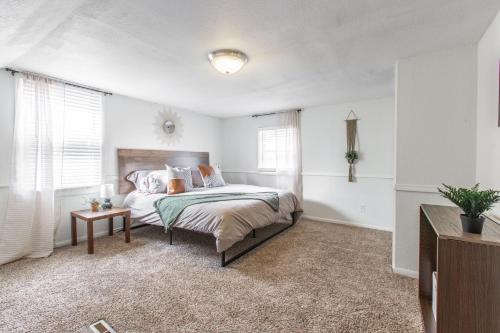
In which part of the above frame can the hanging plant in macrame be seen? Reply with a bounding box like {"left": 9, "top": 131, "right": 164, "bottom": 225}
{"left": 345, "top": 111, "right": 359, "bottom": 182}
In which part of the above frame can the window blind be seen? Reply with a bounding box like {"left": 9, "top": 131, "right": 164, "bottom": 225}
{"left": 22, "top": 79, "right": 103, "bottom": 189}
{"left": 257, "top": 127, "right": 287, "bottom": 170}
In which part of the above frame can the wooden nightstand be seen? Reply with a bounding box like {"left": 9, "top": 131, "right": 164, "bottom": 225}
{"left": 71, "top": 208, "right": 131, "bottom": 254}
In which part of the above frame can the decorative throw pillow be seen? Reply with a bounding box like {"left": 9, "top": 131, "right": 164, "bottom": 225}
{"left": 139, "top": 176, "right": 161, "bottom": 193}
{"left": 167, "top": 178, "right": 186, "bottom": 195}
{"left": 198, "top": 164, "right": 226, "bottom": 188}
{"left": 166, "top": 165, "right": 193, "bottom": 192}
{"left": 140, "top": 171, "right": 169, "bottom": 193}
{"left": 191, "top": 169, "right": 204, "bottom": 188}
{"left": 126, "top": 170, "right": 150, "bottom": 190}
{"left": 126, "top": 170, "right": 169, "bottom": 193}
{"left": 198, "top": 164, "right": 212, "bottom": 178}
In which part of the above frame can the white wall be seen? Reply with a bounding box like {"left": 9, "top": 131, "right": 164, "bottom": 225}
{"left": 394, "top": 44, "right": 478, "bottom": 276}
{"left": 102, "top": 94, "right": 223, "bottom": 180}
{"left": 477, "top": 12, "right": 500, "bottom": 216}
{"left": 0, "top": 70, "right": 223, "bottom": 247}
{"left": 222, "top": 97, "right": 395, "bottom": 231}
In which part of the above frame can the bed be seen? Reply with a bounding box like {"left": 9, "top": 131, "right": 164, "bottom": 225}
{"left": 118, "top": 149, "right": 302, "bottom": 266}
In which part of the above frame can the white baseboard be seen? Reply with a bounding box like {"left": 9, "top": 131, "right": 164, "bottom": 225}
{"left": 301, "top": 215, "right": 393, "bottom": 232}
{"left": 392, "top": 266, "right": 418, "bottom": 279}
{"left": 55, "top": 226, "right": 125, "bottom": 248}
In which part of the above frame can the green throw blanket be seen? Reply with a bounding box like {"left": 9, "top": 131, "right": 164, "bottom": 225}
{"left": 154, "top": 192, "right": 279, "bottom": 229}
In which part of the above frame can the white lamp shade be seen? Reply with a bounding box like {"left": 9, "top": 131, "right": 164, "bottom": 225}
{"left": 100, "top": 184, "right": 115, "bottom": 198}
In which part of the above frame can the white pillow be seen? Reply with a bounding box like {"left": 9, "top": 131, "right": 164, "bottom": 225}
{"left": 139, "top": 175, "right": 161, "bottom": 193}
{"left": 143, "top": 170, "right": 169, "bottom": 193}
{"left": 126, "top": 170, "right": 169, "bottom": 193}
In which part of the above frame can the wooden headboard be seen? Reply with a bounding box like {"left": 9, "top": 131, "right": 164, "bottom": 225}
{"left": 118, "top": 149, "right": 209, "bottom": 194}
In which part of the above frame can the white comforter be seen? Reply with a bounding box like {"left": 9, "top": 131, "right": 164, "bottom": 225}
{"left": 122, "top": 184, "right": 302, "bottom": 252}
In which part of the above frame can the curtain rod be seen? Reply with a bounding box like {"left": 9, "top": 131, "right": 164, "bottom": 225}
{"left": 4, "top": 68, "right": 112, "bottom": 96}
{"left": 251, "top": 109, "right": 302, "bottom": 118}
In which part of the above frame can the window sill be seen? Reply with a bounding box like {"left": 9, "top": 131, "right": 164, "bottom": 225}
{"left": 0, "top": 185, "right": 105, "bottom": 198}
{"left": 55, "top": 185, "right": 101, "bottom": 198}
{"left": 256, "top": 170, "right": 277, "bottom": 175}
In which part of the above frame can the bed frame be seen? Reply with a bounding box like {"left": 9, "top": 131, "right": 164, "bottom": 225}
{"left": 218, "top": 213, "right": 298, "bottom": 267}
{"left": 118, "top": 148, "right": 299, "bottom": 267}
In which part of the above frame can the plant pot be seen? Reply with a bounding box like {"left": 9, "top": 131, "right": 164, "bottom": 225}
{"left": 90, "top": 202, "right": 100, "bottom": 212}
{"left": 459, "top": 214, "right": 485, "bottom": 234}
{"left": 101, "top": 198, "right": 113, "bottom": 210}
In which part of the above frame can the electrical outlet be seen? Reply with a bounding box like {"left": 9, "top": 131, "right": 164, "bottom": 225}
{"left": 360, "top": 204, "right": 366, "bottom": 214}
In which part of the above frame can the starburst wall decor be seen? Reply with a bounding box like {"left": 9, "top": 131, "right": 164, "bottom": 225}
{"left": 154, "top": 108, "right": 183, "bottom": 145}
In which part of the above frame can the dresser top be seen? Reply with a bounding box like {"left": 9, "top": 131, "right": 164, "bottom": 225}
{"left": 421, "top": 204, "right": 500, "bottom": 246}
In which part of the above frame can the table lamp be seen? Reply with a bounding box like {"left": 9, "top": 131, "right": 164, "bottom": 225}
{"left": 100, "top": 184, "right": 115, "bottom": 209}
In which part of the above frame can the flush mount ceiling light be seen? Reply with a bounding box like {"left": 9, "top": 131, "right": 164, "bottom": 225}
{"left": 208, "top": 49, "right": 248, "bottom": 75}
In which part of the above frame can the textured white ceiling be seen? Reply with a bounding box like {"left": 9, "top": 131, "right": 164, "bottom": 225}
{"left": 1, "top": 0, "right": 499, "bottom": 117}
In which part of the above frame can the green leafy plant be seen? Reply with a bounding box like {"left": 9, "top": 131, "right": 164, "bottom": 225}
{"left": 345, "top": 150, "right": 358, "bottom": 164}
{"left": 82, "top": 197, "right": 100, "bottom": 205}
{"left": 438, "top": 184, "right": 500, "bottom": 218}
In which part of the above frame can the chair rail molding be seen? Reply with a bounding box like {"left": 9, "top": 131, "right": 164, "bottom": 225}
{"left": 222, "top": 170, "right": 393, "bottom": 180}
{"left": 394, "top": 183, "right": 439, "bottom": 193}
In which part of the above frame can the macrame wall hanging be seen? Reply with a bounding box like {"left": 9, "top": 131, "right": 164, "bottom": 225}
{"left": 345, "top": 110, "right": 360, "bottom": 182}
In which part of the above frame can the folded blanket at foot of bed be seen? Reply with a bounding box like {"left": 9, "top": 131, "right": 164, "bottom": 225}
{"left": 154, "top": 192, "right": 279, "bottom": 229}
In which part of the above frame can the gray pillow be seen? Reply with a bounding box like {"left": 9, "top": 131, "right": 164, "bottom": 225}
{"left": 191, "top": 169, "right": 204, "bottom": 188}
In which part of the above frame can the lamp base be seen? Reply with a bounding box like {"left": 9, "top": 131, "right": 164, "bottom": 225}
{"left": 101, "top": 198, "right": 113, "bottom": 210}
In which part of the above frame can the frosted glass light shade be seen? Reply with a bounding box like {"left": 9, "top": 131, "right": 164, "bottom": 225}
{"left": 208, "top": 49, "right": 248, "bottom": 75}
{"left": 100, "top": 184, "right": 115, "bottom": 198}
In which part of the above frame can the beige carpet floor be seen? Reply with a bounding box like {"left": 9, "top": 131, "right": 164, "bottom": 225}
{"left": 0, "top": 219, "right": 423, "bottom": 333}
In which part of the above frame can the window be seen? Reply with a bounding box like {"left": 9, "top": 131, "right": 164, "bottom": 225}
{"left": 257, "top": 127, "right": 287, "bottom": 170}
{"left": 22, "top": 80, "right": 103, "bottom": 189}
{"left": 55, "top": 85, "right": 103, "bottom": 188}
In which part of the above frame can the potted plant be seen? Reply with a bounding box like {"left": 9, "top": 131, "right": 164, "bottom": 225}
{"left": 83, "top": 198, "right": 100, "bottom": 212}
{"left": 345, "top": 150, "right": 358, "bottom": 182}
{"left": 438, "top": 184, "right": 500, "bottom": 234}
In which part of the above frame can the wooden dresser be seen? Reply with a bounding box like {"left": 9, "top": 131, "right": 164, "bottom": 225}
{"left": 419, "top": 204, "right": 500, "bottom": 333}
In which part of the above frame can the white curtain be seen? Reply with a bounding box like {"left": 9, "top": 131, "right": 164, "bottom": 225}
{"left": 0, "top": 75, "right": 60, "bottom": 265}
{"left": 276, "top": 110, "right": 303, "bottom": 202}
